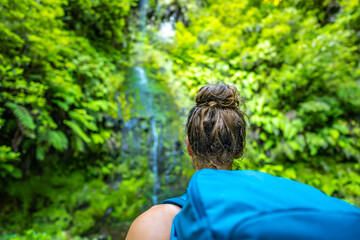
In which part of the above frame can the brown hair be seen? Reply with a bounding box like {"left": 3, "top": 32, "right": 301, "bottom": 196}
{"left": 186, "top": 83, "right": 247, "bottom": 169}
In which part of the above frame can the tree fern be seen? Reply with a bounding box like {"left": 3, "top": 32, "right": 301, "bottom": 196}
{"left": 5, "top": 102, "right": 36, "bottom": 131}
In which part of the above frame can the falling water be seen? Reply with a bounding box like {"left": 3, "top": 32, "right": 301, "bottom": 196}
{"left": 132, "top": 65, "right": 160, "bottom": 205}
{"left": 137, "top": 0, "right": 161, "bottom": 205}
{"left": 135, "top": 67, "right": 148, "bottom": 85}
{"left": 151, "top": 118, "right": 159, "bottom": 204}
{"left": 114, "top": 0, "right": 182, "bottom": 209}
{"left": 102, "top": 1, "right": 188, "bottom": 238}
{"left": 139, "top": 0, "right": 148, "bottom": 31}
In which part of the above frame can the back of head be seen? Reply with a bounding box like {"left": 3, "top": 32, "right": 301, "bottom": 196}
{"left": 186, "top": 83, "right": 247, "bottom": 169}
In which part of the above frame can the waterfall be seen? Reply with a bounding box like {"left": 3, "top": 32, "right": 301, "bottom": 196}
{"left": 137, "top": 0, "right": 161, "bottom": 205}
{"left": 99, "top": 1, "right": 188, "bottom": 238}
{"left": 139, "top": 0, "right": 148, "bottom": 31}
{"left": 151, "top": 118, "right": 159, "bottom": 205}
{"left": 133, "top": 66, "right": 160, "bottom": 205}
{"left": 113, "top": 0, "right": 183, "bottom": 208}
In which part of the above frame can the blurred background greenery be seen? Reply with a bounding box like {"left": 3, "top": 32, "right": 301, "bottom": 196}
{"left": 0, "top": 0, "right": 359, "bottom": 239}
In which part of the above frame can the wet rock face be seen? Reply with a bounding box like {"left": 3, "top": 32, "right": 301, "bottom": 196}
{"left": 116, "top": 65, "right": 186, "bottom": 205}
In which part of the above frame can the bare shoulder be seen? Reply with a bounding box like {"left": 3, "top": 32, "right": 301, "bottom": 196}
{"left": 126, "top": 204, "right": 181, "bottom": 240}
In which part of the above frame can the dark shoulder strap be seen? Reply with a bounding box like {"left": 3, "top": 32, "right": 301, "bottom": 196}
{"left": 162, "top": 192, "right": 187, "bottom": 208}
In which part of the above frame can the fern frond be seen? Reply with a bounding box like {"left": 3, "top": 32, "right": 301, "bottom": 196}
{"left": 5, "top": 102, "right": 36, "bottom": 130}
{"left": 73, "top": 135, "right": 85, "bottom": 152}
{"left": 63, "top": 120, "right": 91, "bottom": 143}
{"left": 69, "top": 109, "right": 98, "bottom": 131}
{"left": 52, "top": 100, "right": 70, "bottom": 111}
{"left": 48, "top": 130, "right": 68, "bottom": 151}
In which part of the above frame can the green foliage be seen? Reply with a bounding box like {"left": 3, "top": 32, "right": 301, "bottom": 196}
{"left": 2, "top": 163, "right": 150, "bottom": 238}
{"left": 2, "top": 0, "right": 360, "bottom": 238}
{"left": 3, "top": 230, "right": 53, "bottom": 240}
{"left": 48, "top": 130, "right": 68, "bottom": 152}
{"left": 0, "top": 0, "right": 151, "bottom": 238}
{"left": 64, "top": 0, "right": 136, "bottom": 47}
{"left": 0, "top": 145, "right": 21, "bottom": 179}
{"left": 0, "top": 0, "right": 190, "bottom": 238}
{"left": 5, "top": 103, "right": 36, "bottom": 132}
{"left": 1, "top": 229, "right": 87, "bottom": 240}
{"left": 0, "top": 0, "right": 123, "bottom": 163}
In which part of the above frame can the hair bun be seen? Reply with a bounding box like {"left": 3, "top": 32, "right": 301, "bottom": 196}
{"left": 195, "top": 83, "right": 240, "bottom": 109}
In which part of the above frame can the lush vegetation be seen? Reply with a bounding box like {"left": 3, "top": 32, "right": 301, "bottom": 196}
{"left": 1, "top": 0, "right": 359, "bottom": 239}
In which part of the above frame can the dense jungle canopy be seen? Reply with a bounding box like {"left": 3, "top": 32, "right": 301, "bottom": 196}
{"left": 0, "top": 0, "right": 360, "bottom": 239}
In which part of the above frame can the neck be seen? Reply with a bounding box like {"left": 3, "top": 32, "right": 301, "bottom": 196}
{"left": 190, "top": 155, "right": 233, "bottom": 171}
{"left": 195, "top": 164, "right": 232, "bottom": 171}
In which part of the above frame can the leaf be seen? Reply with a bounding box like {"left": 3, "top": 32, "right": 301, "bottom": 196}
{"left": 284, "top": 168, "right": 297, "bottom": 180}
{"left": 0, "top": 145, "right": 20, "bottom": 162}
{"left": 69, "top": 110, "right": 98, "bottom": 132}
{"left": 91, "top": 133, "right": 104, "bottom": 144}
{"left": 64, "top": 120, "right": 91, "bottom": 143}
{"left": 263, "top": 139, "right": 274, "bottom": 150}
{"left": 52, "top": 100, "right": 70, "bottom": 111}
{"left": 329, "top": 129, "right": 340, "bottom": 141}
{"left": 5, "top": 102, "right": 36, "bottom": 131}
{"left": 48, "top": 130, "right": 68, "bottom": 151}
{"left": 11, "top": 167, "right": 22, "bottom": 179}
{"left": 73, "top": 135, "right": 85, "bottom": 152}
{"left": 1, "top": 163, "right": 14, "bottom": 172}
{"left": 36, "top": 145, "right": 46, "bottom": 161}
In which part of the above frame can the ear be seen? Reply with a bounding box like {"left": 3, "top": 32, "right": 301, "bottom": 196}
{"left": 186, "top": 136, "right": 192, "bottom": 157}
